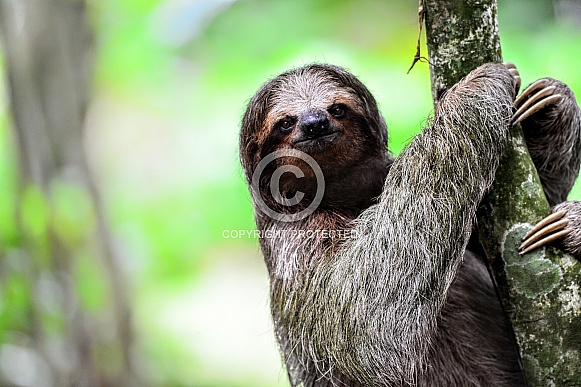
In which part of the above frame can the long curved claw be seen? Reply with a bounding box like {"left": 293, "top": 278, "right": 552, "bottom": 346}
{"left": 514, "top": 85, "right": 556, "bottom": 115}
{"left": 512, "top": 75, "right": 521, "bottom": 94}
{"left": 503, "top": 62, "right": 521, "bottom": 95}
{"left": 514, "top": 78, "right": 550, "bottom": 106}
{"left": 513, "top": 88, "right": 562, "bottom": 125}
{"left": 503, "top": 62, "right": 517, "bottom": 70}
{"left": 519, "top": 210, "right": 572, "bottom": 254}
{"left": 522, "top": 210, "right": 567, "bottom": 240}
{"left": 519, "top": 229, "right": 572, "bottom": 255}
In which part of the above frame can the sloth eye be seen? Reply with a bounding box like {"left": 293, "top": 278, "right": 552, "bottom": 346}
{"left": 278, "top": 118, "right": 295, "bottom": 133}
{"left": 329, "top": 104, "right": 346, "bottom": 119}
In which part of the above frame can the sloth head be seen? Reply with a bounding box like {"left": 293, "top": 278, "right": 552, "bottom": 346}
{"left": 240, "top": 64, "right": 391, "bottom": 212}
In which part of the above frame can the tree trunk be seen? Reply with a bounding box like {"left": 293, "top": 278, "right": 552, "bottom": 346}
{"left": 423, "top": 1, "right": 581, "bottom": 385}
{"left": 0, "top": 0, "right": 136, "bottom": 385}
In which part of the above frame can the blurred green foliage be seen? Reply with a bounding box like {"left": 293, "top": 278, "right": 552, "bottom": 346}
{"left": 1, "top": 0, "right": 581, "bottom": 385}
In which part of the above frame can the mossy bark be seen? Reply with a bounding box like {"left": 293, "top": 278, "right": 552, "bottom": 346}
{"left": 424, "top": 0, "right": 501, "bottom": 101}
{"left": 423, "top": 0, "right": 581, "bottom": 385}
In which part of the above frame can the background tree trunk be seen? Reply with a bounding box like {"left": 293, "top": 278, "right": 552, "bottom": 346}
{"left": 423, "top": 1, "right": 581, "bottom": 385}
{"left": 0, "top": 0, "right": 136, "bottom": 385}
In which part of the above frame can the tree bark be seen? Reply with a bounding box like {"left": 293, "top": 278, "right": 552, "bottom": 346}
{"left": 423, "top": 1, "right": 581, "bottom": 385}
{"left": 0, "top": 0, "right": 136, "bottom": 385}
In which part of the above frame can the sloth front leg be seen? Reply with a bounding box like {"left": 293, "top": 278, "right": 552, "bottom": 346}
{"left": 514, "top": 77, "right": 581, "bottom": 206}
{"left": 515, "top": 77, "right": 581, "bottom": 258}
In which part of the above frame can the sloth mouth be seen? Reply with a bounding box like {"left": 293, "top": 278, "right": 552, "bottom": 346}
{"left": 294, "top": 132, "right": 340, "bottom": 148}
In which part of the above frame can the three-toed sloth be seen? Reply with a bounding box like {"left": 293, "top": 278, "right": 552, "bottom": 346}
{"left": 239, "top": 62, "right": 581, "bottom": 386}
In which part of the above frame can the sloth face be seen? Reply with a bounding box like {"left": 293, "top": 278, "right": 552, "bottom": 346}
{"left": 264, "top": 77, "right": 366, "bottom": 165}
{"left": 241, "top": 64, "right": 388, "bottom": 177}
{"left": 240, "top": 64, "right": 390, "bottom": 209}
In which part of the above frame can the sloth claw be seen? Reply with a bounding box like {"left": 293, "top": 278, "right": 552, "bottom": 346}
{"left": 512, "top": 79, "right": 562, "bottom": 125}
{"left": 503, "top": 62, "right": 517, "bottom": 70}
{"left": 503, "top": 62, "right": 521, "bottom": 95}
{"left": 519, "top": 210, "right": 572, "bottom": 254}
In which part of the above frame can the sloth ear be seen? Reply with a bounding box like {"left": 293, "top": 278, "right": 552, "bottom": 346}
{"left": 358, "top": 94, "right": 388, "bottom": 151}
{"left": 239, "top": 133, "right": 260, "bottom": 180}
{"left": 240, "top": 82, "right": 273, "bottom": 173}
{"left": 377, "top": 117, "right": 389, "bottom": 150}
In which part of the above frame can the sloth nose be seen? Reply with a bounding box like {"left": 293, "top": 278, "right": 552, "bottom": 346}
{"left": 300, "top": 110, "right": 330, "bottom": 138}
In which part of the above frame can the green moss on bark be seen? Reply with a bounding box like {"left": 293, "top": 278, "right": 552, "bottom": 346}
{"left": 424, "top": 0, "right": 501, "bottom": 101}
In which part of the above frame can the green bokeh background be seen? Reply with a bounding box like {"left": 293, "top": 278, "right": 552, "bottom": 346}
{"left": 1, "top": 0, "right": 580, "bottom": 385}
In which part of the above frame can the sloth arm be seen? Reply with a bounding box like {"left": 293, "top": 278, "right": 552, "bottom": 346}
{"left": 296, "top": 63, "right": 516, "bottom": 385}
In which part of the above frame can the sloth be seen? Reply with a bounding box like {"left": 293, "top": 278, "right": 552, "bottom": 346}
{"left": 239, "top": 62, "right": 581, "bottom": 386}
